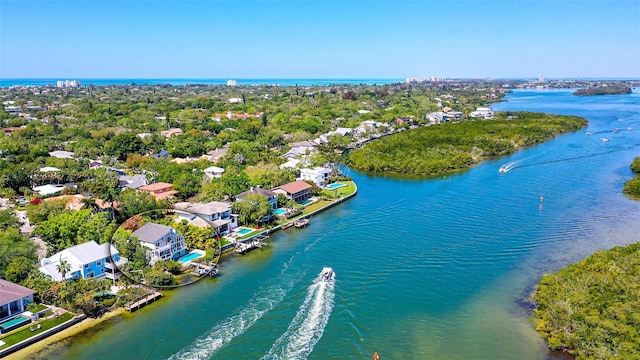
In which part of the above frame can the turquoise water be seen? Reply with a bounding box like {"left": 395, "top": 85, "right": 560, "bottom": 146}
{"left": 274, "top": 208, "right": 287, "bottom": 216}
{"left": 325, "top": 183, "right": 346, "bottom": 190}
{"left": 301, "top": 198, "right": 315, "bottom": 206}
{"left": 0, "top": 315, "right": 29, "bottom": 330}
{"left": 236, "top": 227, "right": 254, "bottom": 236}
{"left": 29, "top": 89, "right": 640, "bottom": 360}
{"left": 178, "top": 252, "right": 204, "bottom": 264}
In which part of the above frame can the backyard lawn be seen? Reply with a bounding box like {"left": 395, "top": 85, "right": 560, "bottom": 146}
{"left": 0, "top": 312, "right": 74, "bottom": 349}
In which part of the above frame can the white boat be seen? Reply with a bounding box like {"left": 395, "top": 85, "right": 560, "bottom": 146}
{"left": 499, "top": 165, "right": 508, "bottom": 173}
{"left": 600, "top": 138, "right": 609, "bottom": 142}
{"left": 320, "top": 267, "right": 335, "bottom": 282}
{"left": 585, "top": 131, "right": 591, "bottom": 136}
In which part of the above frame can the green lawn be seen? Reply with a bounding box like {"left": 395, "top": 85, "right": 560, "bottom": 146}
{"left": 27, "top": 304, "right": 49, "bottom": 313}
{"left": 0, "top": 312, "right": 74, "bottom": 349}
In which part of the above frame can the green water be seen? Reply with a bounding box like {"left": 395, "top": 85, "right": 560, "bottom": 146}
{"left": 30, "top": 89, "right": 640, "bottom": 360}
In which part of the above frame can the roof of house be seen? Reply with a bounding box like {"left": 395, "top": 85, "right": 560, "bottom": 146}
{"left": 174, "top": 201, "right": 231, "bottom": 215}
{"left": 0, "top": 279, "right": 36, "bottom": 305}
{"left": 40, "top": 166, "right": 61, "bottom": 172}
{"left": 33, "top": 184, "right": 67, "bottom": 196}
{"left": 132, "top": 223, "right": 174, "bottom": 243}
{"left": 275, "top": 180, "right": 312, "bottom": 194}
{"left": 207, "top": 148, "right": 229, "bottom": 157}
{"left": 236, "top": 187, "right": 277, "bottom": 199}
{"left": 40, "top": 241, "right": 121, "bottom": 281}
{"left": 49, "top": 150, "right": 75, "bottom": 158}
{"left": 138, "top": 182, "right": 173, "bottom": 192}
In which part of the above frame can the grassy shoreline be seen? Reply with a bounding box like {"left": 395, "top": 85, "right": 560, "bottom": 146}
{"left": 3, "top": 308, "right": 126, "bottom": 360}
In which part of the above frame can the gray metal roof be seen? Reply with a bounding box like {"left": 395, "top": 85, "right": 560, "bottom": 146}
{"left": 132, "top": 222, "right": 173, "bottom": 243}
{"left": 0, "top": 280, "right": 36, "bottom": 305}
{"left": 174, "top": 201, "right": 231, "bottom": 215}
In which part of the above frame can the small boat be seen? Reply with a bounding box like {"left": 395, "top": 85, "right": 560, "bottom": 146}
{"left": 293, "top": 218, "right": 310, "bottom": 228}
{"left": 600, "top": 138, "right": 609, "bottom": 142}
{"left": 585, "top": 131, "right": 591, "bottom": 136}
{"left": 499, "top": 165, "right": 508, "bottom": 173}
{"left": 320, "top": 267, "right": 334, "bottom": 282}
{"left": 628, "top": 127, "right": 633, "bottom": 131}
{"left": 613, "top": 128, "right": 619, "bottom": 133}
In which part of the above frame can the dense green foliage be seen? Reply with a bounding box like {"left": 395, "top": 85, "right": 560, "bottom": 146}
{"left": 533, "top": 242, "right": 640, "bottom": 359}
{"left": 348, "top": 112, "right": 587, "bottom": 175}
{"left": 623, "top": 157, "right": 640, "bottom": 196}
{"left": 573, "top": 84, "right": 632, "bottom": 96}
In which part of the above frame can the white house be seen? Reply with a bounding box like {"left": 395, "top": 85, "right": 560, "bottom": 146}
{"left": 227, "top": 97, "right": 244, "bottom": 103}
{"left": 33, "top": 184, "right": 68, "bottom": 196}
{"left": 203, "top": 166, "right": 225, "bottom": 180}
{"left": 174, "top": 201, "right": 238, "bottom": 235}
{"left": 48, "top": 150, "right": 75, "bottom": 159}
{"left": 132, "top": 223, "right": 187, "bottom": 264}
{"left": 299, "top": 166, "right": 332, "bottom": 187}
{"left": 39, "top": 241, "right": 127, "bottom": 281}
{"left": 469, "top": 107, "right": 494, "bottom": 119}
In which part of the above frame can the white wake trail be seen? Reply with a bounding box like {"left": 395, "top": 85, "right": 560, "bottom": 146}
{"left": 262, "top": 277, "right": 335, "bottom": 360}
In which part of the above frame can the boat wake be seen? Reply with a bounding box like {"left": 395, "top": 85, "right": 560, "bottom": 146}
{"left": 167, "top": 283, "right": 291, "bottom": 360}
{"left": 261, "top": 271, "right": 336, "bottom": 360}
{"left": 498, "top": 160, "right": 520, "bottom": 173}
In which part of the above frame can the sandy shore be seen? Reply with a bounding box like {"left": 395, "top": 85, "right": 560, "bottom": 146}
{"left": 3, "top": 308, "right": 126, "bottom": 360}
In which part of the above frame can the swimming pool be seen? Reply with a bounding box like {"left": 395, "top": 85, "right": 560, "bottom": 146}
{"left": 325, "top": 183, "right": 346, "bottom": 190}
{"left": 301, "top": 198, "right": 316, "bottom": 206}
{"left": 236, "top": 227, "right": 254, "bottom": 236}
{"left": 178, "top": 251, "right": 205, "bottom": 264}
{"left": 0, "top": 315, "right": 30, "bottom": 332}
{"left": 274, "top": 208, "right": 287, "bottom": 216}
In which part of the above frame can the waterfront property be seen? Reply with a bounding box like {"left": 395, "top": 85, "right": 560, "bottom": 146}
{"left": 174, "top": 201, "right": 238, "bottom": 235}
{"left": 299, "top": 166, "right": 332, "bottom": 187}
{"left": 39, "top": 241, "right": 127, "bottom": 281}
{"left": 0, "top": 280, "right": 35, "bottom": 322}
{"left": 325, "top": 182, "right": 347, "bottom": 190}
{"left": 236, "top": 186, "right": 278, "bottom": 222}
{"left": 132, "top": 223, "right": 187, "bottom": 265}
{"left": 272, "top": 180, "right": 313, "bottom": 204}
{"left": 177, "top": 250, "right": 206, "bottom": 264}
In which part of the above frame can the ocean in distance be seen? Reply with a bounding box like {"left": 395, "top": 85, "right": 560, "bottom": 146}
{"left": 20, "top": 89, "right": 640, "bottom": 360}
{"left": 0, "top": 78, "right": 403, "bottom": 87}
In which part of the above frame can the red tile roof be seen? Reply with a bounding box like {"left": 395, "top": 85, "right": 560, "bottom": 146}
{"left": 276, "top": 180, "right": 312, "bottom": 195}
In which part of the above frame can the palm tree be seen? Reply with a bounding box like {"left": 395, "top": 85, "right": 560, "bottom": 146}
{"left": 56, "top": 258, "right": 71, "bottom": 281}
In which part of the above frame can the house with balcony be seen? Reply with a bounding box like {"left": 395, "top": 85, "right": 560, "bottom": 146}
{"left": 272, "top": 180, "right": 313, "bottom": 204}
{"left": 39, "top": 241, "right": 127, "bottom": 281}
{"left": 132, "top": 223, "right": 187, "bottom": 264}
{"left": 174, "top": 201, "right": 238, "bottom": 235}
{"left": 0, "top": 280, "right": 36, "bottom": 322}
{"left": 299, "top": 167, "right": 332, "bottom": 187}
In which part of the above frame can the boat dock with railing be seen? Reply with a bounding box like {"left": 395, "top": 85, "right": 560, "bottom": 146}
{"left": 235, "top": 233, "right": 269, "bottom": 254}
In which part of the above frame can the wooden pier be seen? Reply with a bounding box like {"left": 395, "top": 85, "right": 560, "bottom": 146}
{"left": 235, "top": 234, "right": 269, "bottom": 254}
{"left": 190, "top": 263, "right": 220, "bottom": 277}
{"left": 124, "top": 290, "right": 162, "bottom": 312}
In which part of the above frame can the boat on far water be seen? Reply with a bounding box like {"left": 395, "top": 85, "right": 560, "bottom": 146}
{"left": 600, "top": 138, "right": 609, "bottom": 142}
{"left": 320, "top": 267, "right": 335, "bottom": 282}
{"left": 499, "top": 166, "right": 507, "bottom": 173}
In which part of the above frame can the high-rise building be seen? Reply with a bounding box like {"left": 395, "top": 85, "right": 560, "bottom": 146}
{"left": 227, "top": 79, "right": 237, "bottom": 86}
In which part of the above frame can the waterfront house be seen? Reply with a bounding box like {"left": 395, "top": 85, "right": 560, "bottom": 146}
{"left": 236, "top": 186, "right": 278, "bottom": 221}
{"left": 299, "top": 167, "right": 332, "bottom": 187}
{"left": 138, "top": 182, "right": 178, "bottom": 200}
{"left": 272, "top": 180, "right": 312, "bottom": 204}
{"left": 284, "top": 141, "right": 318, "bottom": 159}
{"left": 132, "top": 223, "right": 187, "bottom": 264}
{"left": 174, "top": 201, "right": 238, "bottom": 234}
{"left": 39, "top": 241, "right": 127, "bottom": 281}
{"left": 469, "top": 106, "right": 494, "bottom": 119}
{"left": 0, "top": 280, "right": 36, "bottom": 321}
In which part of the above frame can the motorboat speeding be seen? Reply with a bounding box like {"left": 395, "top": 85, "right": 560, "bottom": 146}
{"left": 320, "top": 267, "right": 335, "bottom": 282}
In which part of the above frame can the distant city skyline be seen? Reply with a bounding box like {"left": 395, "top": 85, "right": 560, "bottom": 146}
{"left": 1, "top": 0, "right": 639, "bottom": 79}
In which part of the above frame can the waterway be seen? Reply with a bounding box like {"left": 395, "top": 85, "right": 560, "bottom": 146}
{"left": 27, "top": 89, "right": 640, "bottom": 359}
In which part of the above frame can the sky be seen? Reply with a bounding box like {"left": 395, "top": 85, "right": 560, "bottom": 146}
{"left": 1, "top": 0, "right": 639, "bottom": 79}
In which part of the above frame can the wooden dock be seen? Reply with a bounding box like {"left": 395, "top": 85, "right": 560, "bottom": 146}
{"left": 190, "top": 263, "right": 220, "bottom": 277}
{"left": 124, "top": 290, "right": 162, "bottom": 312}
{"left": 235, "top": 234, "right": 269, "bottom": 254}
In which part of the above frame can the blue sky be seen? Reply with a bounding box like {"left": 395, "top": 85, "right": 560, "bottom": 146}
{"left": 1, "top": 0, "right": 639, "bottom": 79}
